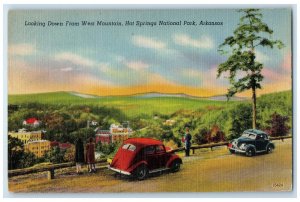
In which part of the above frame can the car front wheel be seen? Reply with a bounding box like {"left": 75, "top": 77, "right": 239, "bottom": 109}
{"left": 134, "top": 165, "right": 148, "bottom": 180}
{"left": 229, "top": 149, "right": 235, "bottom": 154}
{"left": 266, "top": 145, "right": 274, "bottom": 154}
{"left": 171, "top": 160, "right": 181, "bottom": 172}
{"left": 245, "top": 148, "right": 255, "bottom": 157}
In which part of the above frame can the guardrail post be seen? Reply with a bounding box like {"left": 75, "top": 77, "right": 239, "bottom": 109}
{"left": 47, "top": 168, "right": 55, "bottom": 180}
{"left": 192, "top": 149, "right": 195, "bottom": 154}
{"left": 211, "top": 147, "right": 213, "bottom": 151}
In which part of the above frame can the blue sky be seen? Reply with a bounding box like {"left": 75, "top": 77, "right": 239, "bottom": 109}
{"left": 8, "top": 9, "right": 292, "bottom": 96}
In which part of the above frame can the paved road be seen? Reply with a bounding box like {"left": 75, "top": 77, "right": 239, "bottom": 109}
{"left": 8, "top": 139, "right": 292, "bottom": 193}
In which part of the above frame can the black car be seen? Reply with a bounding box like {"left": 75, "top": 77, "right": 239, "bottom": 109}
{"left": 228, "top": 129, "right": 275, "bottom": 157}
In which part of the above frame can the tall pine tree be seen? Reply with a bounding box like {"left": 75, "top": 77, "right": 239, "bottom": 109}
{"left": 218, "top": 9, "right": 284, "bottom": 129}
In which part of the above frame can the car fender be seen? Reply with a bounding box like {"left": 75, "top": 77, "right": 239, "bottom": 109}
{"left": 166, "top": 155, "right": 182, "bottom": 168}
{"left": 127, "top": 161, "right": 148, "bottom": 173}
{"left": 245, "top": 144, "right": 256, "bottom": 152}
{"left": 266, "top": 142, "right": 275, "bottom": 150}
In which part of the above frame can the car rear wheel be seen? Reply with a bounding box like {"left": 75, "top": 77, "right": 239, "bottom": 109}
{"left": 134, "top": 165, "right": 148, "bottom": 180}
{"left": 266, "top": 145, "right": 274, "bottom": 154}
{"left": 246, "top": 148, "right": 255, "bottom": 157}
{"left": 171, "top": 160, "right": 181, "bottom": 172}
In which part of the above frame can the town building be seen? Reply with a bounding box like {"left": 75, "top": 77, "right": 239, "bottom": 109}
{"left": 9, "top": 129, "right": 43, "bottom": 144}
{"left": 23, "top": 117, "right": 41, "bottom": 127}
{"left": 50, "top": 141, "right": 73, "bottom": 151}
{"left": 95, "top": 124, "right": 133, "bottom": 144}
{"left": 24, "top": 140, "right": 51, "bottom": 158}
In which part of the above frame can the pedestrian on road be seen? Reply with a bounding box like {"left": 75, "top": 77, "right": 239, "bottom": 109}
{"left": 86, "top": 137, "right": 96, "bottom": 173}
{"left": 184, "top": 127, "right": 192, "bottom": 157}
{"left": 75, "top": 137, "right": 84, "bottom": 174}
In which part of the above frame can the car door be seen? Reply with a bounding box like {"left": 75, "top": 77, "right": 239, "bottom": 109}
{"left": 155, "top": 145, "right": 168, "bottom": 169}
{"left": 255, "top": 134, "right": 267, "bottom": 151}
{"left": 143, "top": 145, "right": 157, "bottom": 170}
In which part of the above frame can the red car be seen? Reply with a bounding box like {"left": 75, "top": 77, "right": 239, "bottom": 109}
{"left": 108, "top": 138, "right": 182, "bottom": 180}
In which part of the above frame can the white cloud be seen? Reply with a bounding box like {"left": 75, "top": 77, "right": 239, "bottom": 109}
{"left": 115, "top": 55, "right": 125, "bottom": 62}
{"left": 55, "top": 52, "right": 95, "bottom": 67}
{"left": 173, "top": 34, "right": 214, "bottom": 49}
{"left": 99, "top": 63, "right": 111, "bottom": 72}
{"left": 60, "top": 67, "right": 73, "bottom": 72}
{"left": 255, "top": 50, "right": 269, "bottom": 63}
{"left": 124, "top": 61, "right": 150, "bottom": 71}
{"left": 9, "top": 43, "right": 36, "bottom": 56}
{"left": 182, "top": 68, "right": 203, "bottom": 78}
{"left": 132, "top": 35, "right": 167, "bottom": 50}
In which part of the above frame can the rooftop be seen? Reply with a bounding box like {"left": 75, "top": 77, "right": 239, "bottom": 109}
{"left": 25, "top": 118, "right": 40, "bottom": 124}
{"left": 124, "top": 138, "right": 162, "bottom": 147}
{"left": 244, "top": 129, "right": 267, "bottom": 135}
{"left": 26, "top": 140, "right": 50, "bottom": 144}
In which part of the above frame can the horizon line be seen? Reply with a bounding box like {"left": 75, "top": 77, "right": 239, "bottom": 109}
{"left": 7, "top": 89, "right": 292, "bottom": 98}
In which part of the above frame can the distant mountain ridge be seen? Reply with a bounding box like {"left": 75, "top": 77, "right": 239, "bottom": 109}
{"left": 69, "top": 91, "right": 99, "bottom": 98}
{"left": 67, "top": 91, "right": 249, "bottom": 101}
{"left": 207, "top": 95, "right": 249, "bottom": 101}
{"left": 131, "top": 92, "right": 199, "bottom": 99}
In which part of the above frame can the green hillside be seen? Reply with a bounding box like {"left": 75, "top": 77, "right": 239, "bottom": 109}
{"left": 8, "top": 90, "right": 292, "bottom": 133}
{"left": 8, "top": 91, "right": 237, "bottom": 117}
{"left": 8, "top": 90, "right": 292, "bottom": 168}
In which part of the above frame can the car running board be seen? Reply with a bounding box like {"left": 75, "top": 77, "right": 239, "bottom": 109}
{"left": 149, "top": 167, "right": 170, "bottom": 174}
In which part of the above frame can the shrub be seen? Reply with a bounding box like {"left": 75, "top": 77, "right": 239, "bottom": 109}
{"left": 194, "top": 128, "right": 210, "bottom": 145}
{"left": 265, "top": 112, "right": 290, "bottom": 137}
{"left": 209, "top": 125, "right": 226, "bottom": 143}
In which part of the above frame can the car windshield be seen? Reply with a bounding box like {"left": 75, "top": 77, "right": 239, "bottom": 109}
{"left": 241, "top": 133, "right": 257, "bottom": 139}
{"left": 121, "top": 143, "right": 136, "bottom": 151}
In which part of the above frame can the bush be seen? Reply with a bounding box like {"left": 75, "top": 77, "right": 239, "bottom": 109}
{"left": 44, "top": 146, "right": 66, "bottom": 164}
{"left": 209, "top": 125, "right": 226, "bottom": 143}
{"left": 19, "top": 152, "right": 37, "bottom": 168}
{"left": 265, "top": 112, "right": 290, "bottom": 137}
{"left": 194, "top": 126, "right": 226, "bottom": 145}
{"left": 194, "top": 128, "right": 210, "bottom": 145}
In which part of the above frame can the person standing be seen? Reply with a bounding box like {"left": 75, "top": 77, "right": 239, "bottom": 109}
{"left": 75, "top": 137, "right": 84, "bottom": 174}
{"left": 184, "top": 127, "right": 192, "bottom": 157}
{"left": 86, "top": 137, "right": 96, "bottom": 173}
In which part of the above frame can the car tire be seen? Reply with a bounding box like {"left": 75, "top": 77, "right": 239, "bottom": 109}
{"left": 134, "top": 165, "right": 148, "bottom": 180}
{"left": 266, "top": 145, "right": 274, "bottom": 154}
{"left": 171, "top": 160, "right": 181, "bottom": 172}
{"left": 229, "top": 149, "right": 235, "bottom": 154}
{"left": 246, "top": 148, "right": 255, "bottom": 157}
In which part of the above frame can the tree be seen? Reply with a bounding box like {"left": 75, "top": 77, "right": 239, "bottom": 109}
{"left": 19, "top": 152, "right": 37, "bottom": 168}
{"left": 8, "top": 136, "right": 24, "bottom": 169}
{"left": 265, "top": 112, "right": 290, "bottom": 137}
{"left": 218, "top": 9, "right": 284, "bottom": 129}
{"left": 8, "top": 136, "right": 39, "bottom": 169}
{"left": 229, "top": 104, "right": 253, "bottom": 140}
{"left": 44, "top": 146, "right": 66, "bottom": 164}
{"left": 64, "top": 145, "right": 75, "bottom": 162}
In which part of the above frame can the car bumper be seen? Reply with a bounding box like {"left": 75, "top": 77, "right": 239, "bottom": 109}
{"left": 229, "top": 147, "right": 246, "bottom": 153}
{"left": 108, "top": 166, "right": 131, "bottom": 175}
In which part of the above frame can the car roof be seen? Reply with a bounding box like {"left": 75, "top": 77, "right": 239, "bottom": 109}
{"left": 124, "top": 138, "right": 162, "bottom": 147}
{"left": 244, "top": 129, "right": 267, "bottom": 135}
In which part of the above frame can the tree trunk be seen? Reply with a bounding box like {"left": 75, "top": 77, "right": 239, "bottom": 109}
{"left": 252, "top": 86, "right": 257, "bottom": 129}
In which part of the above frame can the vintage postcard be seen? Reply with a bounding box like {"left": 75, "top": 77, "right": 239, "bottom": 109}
{"left": 6, "top": 7, "right": 293, "bottom": 194}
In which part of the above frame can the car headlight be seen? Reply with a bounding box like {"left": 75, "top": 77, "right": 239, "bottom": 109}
{"left": 239, "top": 143, "right": 246, "bottom": 150}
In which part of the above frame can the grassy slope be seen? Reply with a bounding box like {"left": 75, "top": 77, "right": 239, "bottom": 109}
{"left": 8, "top": 91, "right": 236, "bottom": 117}
{"left": 8, "top": 90, "right": 292, "bottom": 118}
